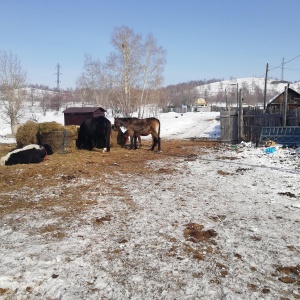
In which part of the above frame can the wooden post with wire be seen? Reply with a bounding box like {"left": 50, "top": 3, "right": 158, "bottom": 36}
{"left": 263, "top": 63, "right": 268, "bottom": 110}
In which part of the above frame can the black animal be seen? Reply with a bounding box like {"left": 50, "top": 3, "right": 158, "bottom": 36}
{"left": 114, "top": 117, "right": 161, "bottom": 151}
{"left": 0, "top": 144, "right": 49, "bottom": 166}
{"left": 76, "top": 116, "right": 111, "bottom": 152}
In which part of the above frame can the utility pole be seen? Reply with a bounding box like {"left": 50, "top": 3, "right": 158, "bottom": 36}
{"left": 236, "top": 83, "right": 239, "bottom": 108}
{"left": 283, "top": 84, "right": 289, "bottom": 126}
{"left": 281, "top": 57, "right": 284, "bottom": 81}
{"left": 238, "top": 89, "right": 243, "bottom": 142}
{"left": 263, "top": 63, "right": 268, "bottom": 110}
{"left": 55, "top": 63, "right": 62, "bottom": 90}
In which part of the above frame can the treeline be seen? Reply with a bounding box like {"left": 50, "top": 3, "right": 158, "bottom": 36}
{"left": 160, "top": 78, "right": 223, "bottom": 107}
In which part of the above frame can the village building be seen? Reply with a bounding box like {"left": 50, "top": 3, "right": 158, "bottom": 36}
{"left": 265, "top": 87, "right": 300, "bottom": 113}
{"left": 63, "top": 107, "right": 106, "bottom": 126}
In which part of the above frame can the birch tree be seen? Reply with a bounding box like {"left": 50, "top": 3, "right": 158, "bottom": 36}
{"left": 137, "top": 33, "right": 166, "bottom": 117}
{"left": 107, "top": 26, "right": 141, "bottom": 116}
{"left": 0, "top": 50, "right": 27, "bottom": 134}
{"left": 107, "top": 26, "right": 166, "bottom": 116}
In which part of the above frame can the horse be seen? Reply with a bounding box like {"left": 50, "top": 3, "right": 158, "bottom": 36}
{"left": 117, "top": 129, "right": 142, "bottom": 148}
{"left": 76, "top": 116, "right": 111, "bottom": 152}
{"left": 114, "top": 117, "right": 161, "bottom": 151}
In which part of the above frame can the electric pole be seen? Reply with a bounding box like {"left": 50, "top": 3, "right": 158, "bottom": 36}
{"left": 281, "top": 57, "right": 284, "bottom": 81}
{"left": 263, "top": 63, "right": 268, "bottom": 110}
{"left": 55, "top": 63, "right": 62, "bottom": 90}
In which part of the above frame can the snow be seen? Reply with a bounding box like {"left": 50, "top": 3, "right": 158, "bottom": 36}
{"left": 1, "top": 108, "right": 300, "bottom": 299}
{"left": 195, "top": 77, "right": 300, "bottom": 97}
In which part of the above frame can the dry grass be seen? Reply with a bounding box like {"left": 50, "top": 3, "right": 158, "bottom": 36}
{"left": 0, "top": 139, "right": 220, "bottom": 223}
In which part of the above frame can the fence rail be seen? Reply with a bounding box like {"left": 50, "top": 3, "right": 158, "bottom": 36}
{"left": 221, "top": 107, "right": 300, "bottom": 144}
{"left": 243, "top": 107, "right": 300, "bottom": 143}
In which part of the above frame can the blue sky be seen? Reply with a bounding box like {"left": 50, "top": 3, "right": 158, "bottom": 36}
{"left": 1, "top": 0, "right": 300, "bottom": 89}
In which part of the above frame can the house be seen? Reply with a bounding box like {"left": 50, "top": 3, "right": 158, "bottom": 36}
{"left": 265, "top": 88, "right": 300, "bottom": 113}
{"left": 192, "top": 97, "right": 209, "bottom": 112}
{"left": 63, "top": 107, "right": 106, "bottom": 126}
{"left": 193, "top": 97, "right": 207, "bottom": 106}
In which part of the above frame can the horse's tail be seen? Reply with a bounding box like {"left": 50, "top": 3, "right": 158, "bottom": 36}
{"left": 158, "top": 118, "right": 161, "bottom": 137}
{"left": 157, "top": 118, "right": 161, "bottom": 151}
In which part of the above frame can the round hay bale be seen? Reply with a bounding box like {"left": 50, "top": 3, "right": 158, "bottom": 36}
{"left": 16, "top": 121, "right": 39, "bottom": 147}
{"left": 38, "top": 122, "right": 65, "bottom": 134}
{"left": 16, "top": 121, "right": 78, "bottom": 153}
{"left": 38, "top": 124, "right": 78, "bottom": 153}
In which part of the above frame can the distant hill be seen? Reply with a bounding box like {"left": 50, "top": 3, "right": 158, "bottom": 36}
{"left": 195, "top": 77, "right": 300, "bottom": 105}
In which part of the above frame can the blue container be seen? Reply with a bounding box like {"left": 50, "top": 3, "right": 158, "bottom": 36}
{"left": 265, "top": 147, "right": 276, "bottom": 154}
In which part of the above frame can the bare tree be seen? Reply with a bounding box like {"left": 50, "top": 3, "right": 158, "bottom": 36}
{"left": 107, "top": 26, "right": 166, "bottom": 116}
{"left": 107, "top": 26, "right": 141, "bottom": 116}
{"left": 137, "top": 34, "right": 166, "bottom": 117}
{"left": 0, "top": 50, "right": 27, "bottom": 134}
{"left": 76, "top": 54, "right": 111, "bottom": 108}
{"left": 39, "top": 94, "right": 51, "bottom": 116}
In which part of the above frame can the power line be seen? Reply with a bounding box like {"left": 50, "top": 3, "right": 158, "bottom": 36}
{"left": 269, "top": 54, "right": 300, "bottom": 72}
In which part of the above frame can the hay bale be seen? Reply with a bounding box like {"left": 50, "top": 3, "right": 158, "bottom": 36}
{"left": 16, "top": 121, "right": 39, "bottom": 147}
{"left": 16, "top": 121, "right": 78, "bottom": 153}
{"left": 38, "top": 124, "right": 78, "bottom": 153}
{"left": 38, "top": 122, "right": 65, "bottom": 134}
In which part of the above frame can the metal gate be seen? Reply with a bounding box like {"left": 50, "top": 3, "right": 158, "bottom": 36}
{"left": 260, "top": 126, "right": 300, "bottom": 147}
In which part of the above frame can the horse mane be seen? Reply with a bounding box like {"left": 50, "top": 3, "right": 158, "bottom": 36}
{"left": 115, "top": 117, "right": 136, "bottom": 121}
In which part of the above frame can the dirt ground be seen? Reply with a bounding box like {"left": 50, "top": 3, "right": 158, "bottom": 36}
{"left": 0, "top": 139, "right": 220, "bottom": 221}
{"left": 2, "top": 138, "right": 300, "bottom": 299}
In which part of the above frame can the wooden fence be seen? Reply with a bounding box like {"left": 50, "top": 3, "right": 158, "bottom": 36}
{"left": 221, "top": 107, "right": 300, "bottom": 144}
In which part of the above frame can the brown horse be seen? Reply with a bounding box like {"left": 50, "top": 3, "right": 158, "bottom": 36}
{"left": 117, "top": 129, "right": 142, "bottom": 147}
{"left": 114, "top": 117, "right": 161, "bottom": 151}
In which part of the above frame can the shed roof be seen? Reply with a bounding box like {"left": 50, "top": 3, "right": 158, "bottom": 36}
{"left": 63, "top": 107, "right": 106, "bottom": 113}
{"left": 266, "top": 88, "right": 300, "bottom": 106}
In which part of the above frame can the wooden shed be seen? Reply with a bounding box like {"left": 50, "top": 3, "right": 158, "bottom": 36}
{"left": 265, "top": 88, "right": 300, "bottom": 113}
{"left": 63, "top": 107, "right": 106, "bottom": 126}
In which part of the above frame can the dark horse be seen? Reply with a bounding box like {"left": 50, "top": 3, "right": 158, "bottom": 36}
{"left": 114, "top": 117, "right": 161, "bottom": 151}
{"left": 76, "top": 116, "right": 111, "bottom": 152}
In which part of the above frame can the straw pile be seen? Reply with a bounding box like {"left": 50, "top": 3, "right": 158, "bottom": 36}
{"left": 110, "top": 128, "right": 120, "bottom": 148}
{"left": 38, "top": 122, "right": 78, "bottom": 153}
{"left": 16, "top": 121, "right": 78, "bottom": 153}
{"left": 16, "top": 121, "right": 39, "bottom": 147}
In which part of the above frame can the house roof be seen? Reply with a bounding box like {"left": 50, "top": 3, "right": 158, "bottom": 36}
{"left": 266, "top": 88, "right": 300, "bottom": 106}
{"left": 63, "top": 107, "right": 106, "bottom": 113}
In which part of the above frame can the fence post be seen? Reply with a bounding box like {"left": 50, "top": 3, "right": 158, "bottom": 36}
{"left": 283, "top": 85, "right": 289, "bottom": 126}
{"left": 238, "top": 89, "right": 243, "bottom": 142}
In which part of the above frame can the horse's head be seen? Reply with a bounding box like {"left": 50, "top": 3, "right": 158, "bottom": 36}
{"left": 114, "top": 118, "right": 127, "bottom": 131}
{"left": 113, "top": 118, "right": 121, "bottom": 131}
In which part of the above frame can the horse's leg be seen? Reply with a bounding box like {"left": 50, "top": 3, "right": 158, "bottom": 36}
{"left": 150, "top": 132, "right": 161, "bottom": 151}
{"left": 138, "top": 135, "right": 142, "bottom": 147}
{"left": 129, "top": 134, "right": 135, "bottom": 150}
{"left": 150, "top": 135, "right": 156, "bottom": 151}
{"left": 105, "top": 128, "right": 111, "bottom": 152}
{"left": 133, "top": 134, "right": 138, "bottom": 150}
